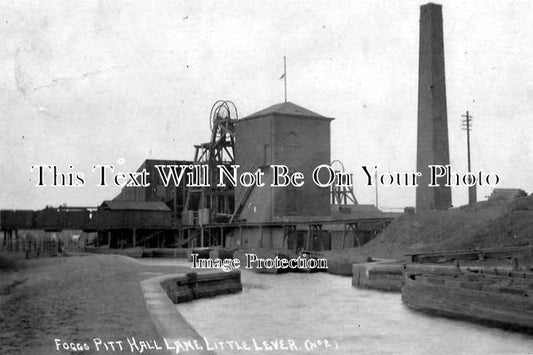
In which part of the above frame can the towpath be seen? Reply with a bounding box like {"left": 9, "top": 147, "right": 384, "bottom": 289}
{"left": 0, "top": 253, "right": 193, "bottom": 355}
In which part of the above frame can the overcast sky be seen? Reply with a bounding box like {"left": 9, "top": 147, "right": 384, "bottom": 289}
{"left": 1, "top": 0, "right": 532, "bottom": 211}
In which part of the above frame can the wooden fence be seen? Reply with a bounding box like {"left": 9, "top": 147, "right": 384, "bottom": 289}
{"left": 1, "top": 239, "right": 60, "bottom": 259}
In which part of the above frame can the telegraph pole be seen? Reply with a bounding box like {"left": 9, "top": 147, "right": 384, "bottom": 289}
{"left": 461, "top": 111, "right": 476, "bottom": 205}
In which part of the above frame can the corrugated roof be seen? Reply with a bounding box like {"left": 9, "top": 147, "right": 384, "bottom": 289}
{"left": 241, "top": 102, "right": 333, "bottom": 121}
{"left": 100, "top": 200, "right": 171, "bottom": 211}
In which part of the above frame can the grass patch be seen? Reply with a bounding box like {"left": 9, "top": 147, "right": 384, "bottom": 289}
{"left": 0, "top": 253, "right": 25, "bottom": 272}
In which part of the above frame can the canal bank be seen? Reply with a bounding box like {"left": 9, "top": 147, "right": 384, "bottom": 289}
{"left": 177, "top": 270, "right": 533, "bottom": 355}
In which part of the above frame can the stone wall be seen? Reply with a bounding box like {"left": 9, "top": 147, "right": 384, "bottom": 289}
{"left": 352, "top": 262, "right": 404, "bottom": 292}
{"left": 160, "top": 270, "right": 242, "bottom": 304}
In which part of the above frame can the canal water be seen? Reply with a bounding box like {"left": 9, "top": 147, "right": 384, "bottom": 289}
{"left": 178, "top": 271, "right": 533, "bottom": 354}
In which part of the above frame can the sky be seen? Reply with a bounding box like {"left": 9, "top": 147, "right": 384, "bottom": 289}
{"left": 1, "top": 0, "right": 532, "bottom": 211}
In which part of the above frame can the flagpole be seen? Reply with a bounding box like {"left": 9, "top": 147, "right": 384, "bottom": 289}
{"left": 283, "top": 56, "right": 287, "bottom": 103}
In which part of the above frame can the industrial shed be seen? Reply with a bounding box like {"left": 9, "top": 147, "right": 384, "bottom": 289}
{"left": 113, "top": 159, "right": 193, "bottom": 219}
{"left": 92, "top": 200, "right": 173, "bottom": 248}
{"left": 94, "top": 200, "right": 171, "bottom": 228}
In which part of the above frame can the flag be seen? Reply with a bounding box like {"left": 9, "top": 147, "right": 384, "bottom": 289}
{"left": 279, "top": 73, "right": 285, "bottom": 80}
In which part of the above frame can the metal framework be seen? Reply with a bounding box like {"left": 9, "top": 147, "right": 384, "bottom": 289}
{"left": 184, "top": 100, "right": 238, "bottom": 221}
{"left": 342, "top": 221, "right": 389, "bottom": 249}
{"left": 330, "top": 160, "right": 358, "bottom": 205}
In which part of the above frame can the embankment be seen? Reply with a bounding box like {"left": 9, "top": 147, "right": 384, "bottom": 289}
{"left": 141, "top": 270, "right": 242, "bottom": 355}
{"left": 349, "top": 195, "right": 533, "bottom": 261}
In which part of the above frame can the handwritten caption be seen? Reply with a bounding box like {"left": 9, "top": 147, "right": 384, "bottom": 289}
{"left": 54, "top": 337, "right": 339, "bottom": 353}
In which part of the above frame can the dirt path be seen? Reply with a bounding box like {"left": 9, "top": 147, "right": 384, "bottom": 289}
{"left": 0, "top": 254, "right": 191, "bottom": 355}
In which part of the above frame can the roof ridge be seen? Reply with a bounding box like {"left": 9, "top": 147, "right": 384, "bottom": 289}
{"left": 244, "top": 101, "right": 328, "bottom": 120}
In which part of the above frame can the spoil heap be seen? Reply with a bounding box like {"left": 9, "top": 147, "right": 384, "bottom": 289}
{"left": 326, "top": 195, "right": 533, "bottom": 262}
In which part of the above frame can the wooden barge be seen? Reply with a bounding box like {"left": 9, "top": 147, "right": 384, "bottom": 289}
{"left": 402, "top": 272, "right": 533, "bottom": 332}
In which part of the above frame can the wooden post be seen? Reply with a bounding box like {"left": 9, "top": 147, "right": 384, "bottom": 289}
{"left": 342, "top": 224, "right": 347, "bottom": 249}
{"left": 354, "top": 224, "right": 361, "bottom": 247}
{"left": 306, "top": 226, "right": 311, "bottom": 250}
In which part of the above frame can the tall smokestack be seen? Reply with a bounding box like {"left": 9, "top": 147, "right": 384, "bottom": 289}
{"left": 416, "top": 3, "right": 452, "bottom": 212}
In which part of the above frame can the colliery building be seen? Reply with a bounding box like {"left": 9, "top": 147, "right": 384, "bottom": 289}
{"left": 1, "top": 101, "right": 396, "bottom": 252}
